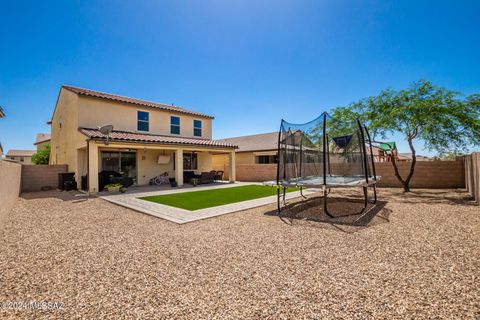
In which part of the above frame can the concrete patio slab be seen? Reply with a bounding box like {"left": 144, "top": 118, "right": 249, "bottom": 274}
{"left": 100, "top": 182, "right": 313, "bottom": 223}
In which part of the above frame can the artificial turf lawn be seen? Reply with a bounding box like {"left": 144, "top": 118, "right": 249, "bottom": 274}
{"left": 139, "top": 185, "right": 298, "bottom": 211}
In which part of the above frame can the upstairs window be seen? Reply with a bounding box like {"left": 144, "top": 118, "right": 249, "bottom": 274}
{"left": 193, "top": 120, "right": 202, "bottom": 137}
{"left": 137, "top": 111, "right": 149, "bottom": 131}
{"left": 171, "top": 116, "right": 180, "bottom": 135}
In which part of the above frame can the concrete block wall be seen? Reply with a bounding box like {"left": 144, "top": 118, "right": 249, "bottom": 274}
{"left": 374, "top": 161, "right": 464, "bottom": 188}
{"left": 216, "top": 160, "right": 466, "bottom": 189}
{"left": 21, "top": 165, "right": 68, "bottom": 192}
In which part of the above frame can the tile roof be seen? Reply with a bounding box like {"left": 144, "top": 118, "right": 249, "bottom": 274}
{"left": 62, "top": 85, "right": 214, "bottom": 119}
{"left": 217, "top": 132, "right": 278, "bottom": 152}
{"left": 34, "top": 133, "right": 51, "bottom": 145}
{"left": 0, "top": 106, "right": 4, "bottom": 118}
{"left": 79, "top": 128, "right": 237, "bottom": 149}
{"left": 6, "top": 150, "right": 36, "bottom": 157}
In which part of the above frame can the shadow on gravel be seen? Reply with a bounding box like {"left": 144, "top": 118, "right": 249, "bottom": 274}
{"left": 265, "top": 195, "right": 391, "bottom": 233}
{"left": 385, "top": 190, "right": 476, "bottom": 206}
{"left": 20, "top": 190, "right": 93, "bottom": 202}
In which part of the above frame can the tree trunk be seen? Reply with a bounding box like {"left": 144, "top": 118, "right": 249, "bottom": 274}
{"left": 388, "top": 137, "right": 417, "bottom": 192}
{"left": 403, "top": 138, "right": 417, "bottom": 192}
{"left": 389, "top": 151, "right": 408, "bottom": 191}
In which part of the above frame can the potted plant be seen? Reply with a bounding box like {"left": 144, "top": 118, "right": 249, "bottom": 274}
{"left": 105, "top": 183, "right": 123, "bottom": 192}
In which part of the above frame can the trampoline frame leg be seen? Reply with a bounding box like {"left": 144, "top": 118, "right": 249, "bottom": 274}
{"left": 323, "top": 185, "right": 377, "bottom": 219}
{"left": 323, "top": 188, "right": 335, "bottom": 218}
{"left": 277, "top": 187, "right": 281, "bottom": 214}
{"left": 372, "top": 185, "right": 377, "bottom": 204}
{"left": 300, "top": 187, "right": 307, "bottom": 199}
{"left": 277, "top": 186, "right": 287, "bottom": 215}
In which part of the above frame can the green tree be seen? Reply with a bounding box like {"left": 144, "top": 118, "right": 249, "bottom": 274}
{"left": 331, "top": 80, "right": 480, "bottom": 192}
{"left": 32, "top": 144, "right": 51, "bottom": 165}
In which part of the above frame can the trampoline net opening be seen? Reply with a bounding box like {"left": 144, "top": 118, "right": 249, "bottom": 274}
{"left": 277, "top": 112, "right": 375, "bottom": 186}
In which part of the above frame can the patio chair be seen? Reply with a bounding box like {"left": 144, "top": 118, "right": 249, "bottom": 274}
{"left": 198, "top": 172, "right": 215, "bottom": 184}
{"left": 214, "top": 170, "right": 224, "bottom": 181}
{"left": 183, "top": 170, "right": 197, "bottom": 183}
{"left": 99, "top": 170, "right": 133, "bottom": 190}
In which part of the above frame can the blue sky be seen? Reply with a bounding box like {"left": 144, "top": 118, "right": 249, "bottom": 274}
{"left": 1, "top": 0, "right": 479, "bottom": 156}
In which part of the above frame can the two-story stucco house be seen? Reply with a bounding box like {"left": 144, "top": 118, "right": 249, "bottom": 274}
{"left": 49, "top": 86, "right": 237, "bottom": 192}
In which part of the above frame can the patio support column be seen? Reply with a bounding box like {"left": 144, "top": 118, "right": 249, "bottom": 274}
{"left": 175, "top": 149, "right": 184, "bottom": 186}
{"left": 88, "top": 142, "right": 99, "bottom": 193}
{"left": 229, "top": 150, "right": 236, "bottom": 182}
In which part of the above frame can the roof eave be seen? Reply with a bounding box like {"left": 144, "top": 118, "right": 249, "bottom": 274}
{"left": 87, "top": 137, "right": 237, "bottom": 149}
{"left": 63, "top": 85, "right": 215, "bottom": 120}
{"left": 78, "top": 128, "right": 237, "bottom": 149}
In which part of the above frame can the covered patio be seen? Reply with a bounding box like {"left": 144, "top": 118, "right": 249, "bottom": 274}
{"left": 76, "top": 128, "right": 238, "bottom": 193}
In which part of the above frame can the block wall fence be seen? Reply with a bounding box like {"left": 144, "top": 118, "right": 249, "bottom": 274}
{"left": 214, "top": 159, "right": 467, "bottom": 189}
{"left": 21, "top": 165, "right": 68, "bottom": 192}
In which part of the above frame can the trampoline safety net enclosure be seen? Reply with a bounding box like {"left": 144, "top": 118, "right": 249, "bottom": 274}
{"left": 270, "top": 112, "right": 380, "bottom": 219}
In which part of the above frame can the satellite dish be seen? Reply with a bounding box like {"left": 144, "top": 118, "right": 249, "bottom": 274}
{"left": 98, "top": 125, "right": 114, "bottom": 145}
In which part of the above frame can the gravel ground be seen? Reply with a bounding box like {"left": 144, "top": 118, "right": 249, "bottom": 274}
{"left": 0, "top": 188, "right": 478, "bottom": 319}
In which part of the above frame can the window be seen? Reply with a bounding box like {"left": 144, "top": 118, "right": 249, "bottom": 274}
{"left": 183, "top": 153, "right": 198, "bottom": 170}
{"left": 101, "top": 151, "right": 137, "bottom": 181}
{"left": 256, "top": 155, "right": 278, "bottom": 164}
{"left": 171, "top": 116, "right": 180, "bottom": 135}
{"left": 20, "top": 157, "right": 24, "bottom": 162}
{"left": 137, "top": 111, "right": 149, "bottom": 131}
{"left": 193, "top": 120, "right": 202, "bottom": 137}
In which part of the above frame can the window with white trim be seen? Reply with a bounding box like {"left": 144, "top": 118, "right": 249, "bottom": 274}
{"left": 137, "top": 111, "right": 149, "bottom": 131}
{"left": 171, "top": 116, "right": 180, "bottom": 135}
{"left": 193, "top": 120, "right": 202, "bottom": 137}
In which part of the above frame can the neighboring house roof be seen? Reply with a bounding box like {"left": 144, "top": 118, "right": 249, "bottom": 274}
{"left": 397, "top": 153, "right": 432, "bottom": 161}
{"left": 79, "top": 128, "right": 238, "bottom": 149}
{"left": 6, "top": 150, "right": 36, "bottom": 157}
{"left": 217, "top": 132, "right": 278, "bottom": 152}
{"left": 62, "top": 85, "right": 214, "bottom": 119}
{"left": 0, "top": 106, "right": 4, "bottom": 118}
{"left": 34, "top": 133, "right": 51, "bottom": 145}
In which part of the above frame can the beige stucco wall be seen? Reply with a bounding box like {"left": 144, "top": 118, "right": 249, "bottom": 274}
{"left": 77, "top": 96, "right": 213, "bottom": 139}
{"left": 0, "top": 159, "right": 21, "bottom": 226}
{"left": 6, "top": 156, "right": 33, "bottom": 165}
{"left": 213, "top": 152, "right": 254, "bottom": 166}
{"left": 197, "top": 152, "right": 213, "bottom": 172}
{"left": 49, "top": 88, "right": 86, "bottom": 171}
{"left": 136, "top": 149, "right": 175, "bottom": 185}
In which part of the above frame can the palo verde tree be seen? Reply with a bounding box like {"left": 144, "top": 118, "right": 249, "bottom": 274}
{"left": 331, "top": 80, "right": 480, "bottom": 192}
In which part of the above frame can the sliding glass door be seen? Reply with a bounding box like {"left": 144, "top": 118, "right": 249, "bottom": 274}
{"left": 101, "top": 151, "right": 137, "bottom": 183}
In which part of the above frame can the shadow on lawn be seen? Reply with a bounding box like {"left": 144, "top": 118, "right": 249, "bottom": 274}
{"left": 265, "top": 194, "right": 391, "bottom": 233}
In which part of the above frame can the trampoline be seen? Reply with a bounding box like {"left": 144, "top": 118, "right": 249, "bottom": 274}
{"left": 270, "top": 112, "right": 380, "bottom": 219}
